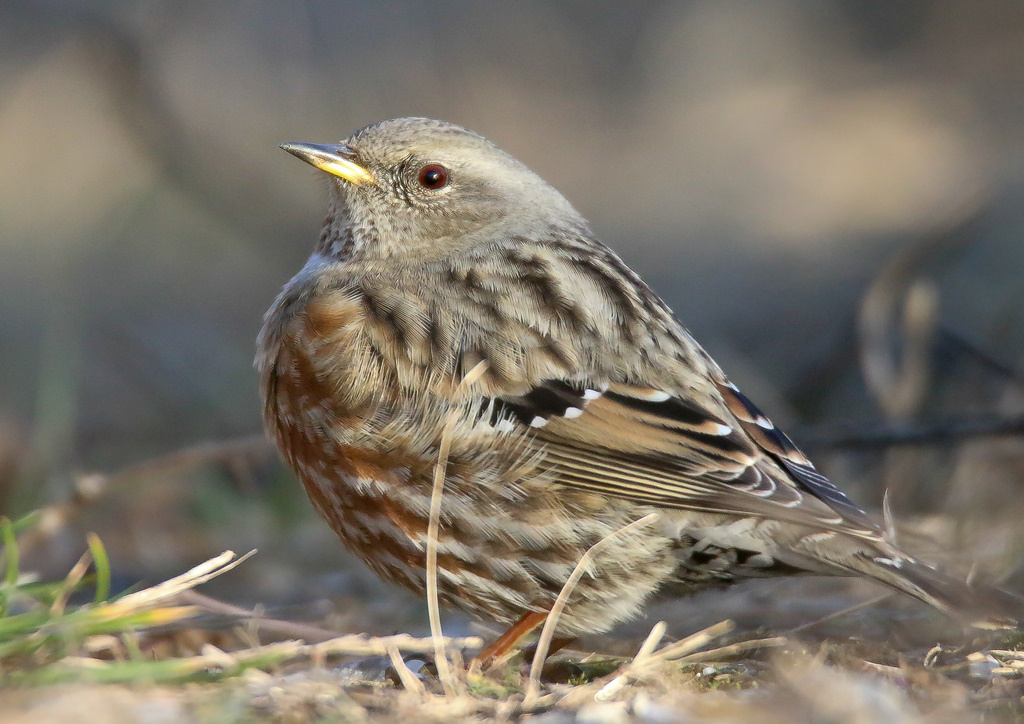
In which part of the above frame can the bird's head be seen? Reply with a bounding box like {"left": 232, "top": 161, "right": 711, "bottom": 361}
{"left": 281, "top": 117, "right": 586, "bottom": 264}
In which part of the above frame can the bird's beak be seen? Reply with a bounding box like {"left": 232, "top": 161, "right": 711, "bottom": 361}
{"left": 279, "top": 142, "right": 375, "bottom": 186}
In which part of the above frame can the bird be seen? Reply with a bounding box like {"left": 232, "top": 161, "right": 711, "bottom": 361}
{"left": 257, "top": 117, "right": 1017, "bottom": 658}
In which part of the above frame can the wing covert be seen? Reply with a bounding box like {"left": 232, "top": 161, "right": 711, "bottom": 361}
{"left": 480, "top": 376, "right": 880, "bottom": 537}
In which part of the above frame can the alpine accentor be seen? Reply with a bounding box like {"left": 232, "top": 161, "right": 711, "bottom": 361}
{"left": 257, "top": 118, "right": 1016, "bottom": 653}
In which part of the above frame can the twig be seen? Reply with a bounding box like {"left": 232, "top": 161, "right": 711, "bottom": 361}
{"left": 426, "top": 361, "right": 488, "bottom": 697}
{"left": 523, "top": 512, "right": 660, "bottom": 706}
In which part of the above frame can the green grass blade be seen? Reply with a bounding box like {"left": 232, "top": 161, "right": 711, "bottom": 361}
{"left": 8, "top": 510, "right": 43, "bottom": 536}
{"left": 86, "top": 533, "right": 110, "bottom": 603}
{"left": 1, "top": 517, "right": 18, "bottom": 586}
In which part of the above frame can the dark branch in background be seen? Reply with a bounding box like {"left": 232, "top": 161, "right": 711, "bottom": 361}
{"left": 857, "top": 214, "right": 981, "bottom": 421}
{"left": 16, "top": 436, "right": 274, "bottom": 558}
{"left": 936, "top": 326, "right": 1024, "bottom": 390}
{"left": 85, "top": 23, "right": 304, "bottom": 247}
{"left": 806, "top": 322, "right": 1024, "bottom": 450}
{"left": 13, "top": 3, "right": 304, "bottom": 249}
{"left": 801, "top": 415, "right": 1024, "bottom": 451}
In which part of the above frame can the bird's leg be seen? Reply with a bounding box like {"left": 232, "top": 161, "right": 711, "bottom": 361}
{"left": 473, "top": 610, "right": 548, "bottom": 668}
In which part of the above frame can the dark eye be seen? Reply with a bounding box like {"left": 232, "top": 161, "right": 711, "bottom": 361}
{"left": 417, "top": 164, "right": 449, "bottom": 190}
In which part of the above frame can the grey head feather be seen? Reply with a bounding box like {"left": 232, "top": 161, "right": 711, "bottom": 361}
{"left": 319, "top": 118, "right": 589, "bottom": 263}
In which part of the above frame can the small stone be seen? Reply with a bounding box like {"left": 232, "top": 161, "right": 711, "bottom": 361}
{"left": 334, "top": 656, "right": 392, "bottom": 683}
{"left": 967, "top": 652, "right": 999, "bottom": 680}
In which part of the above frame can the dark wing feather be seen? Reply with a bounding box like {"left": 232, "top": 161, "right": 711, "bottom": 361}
{"left": 485, "top": 377, "right": 880, "bottom": 538}
{"left": 715, "top": 379, "right": 878, "bottom": 530}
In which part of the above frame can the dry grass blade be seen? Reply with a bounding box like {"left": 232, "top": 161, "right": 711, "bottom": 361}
{"left": 523, "top": 512, "right": 660, "bottom": 707}
{"left": 25, "top": 632, "right": 487, "bottom": 686}
{"left": 311, "top": 632, "right": 483, "bottom": 658}
{"left": 102, "top": 550, "right": 255, "bottom": 618}
{"left": 668, "top": 635, "right": 788, "bottom": 666}
{"left": 634, "top": 621, "right": 668, "bottom": 661}
{"left": 647, "top": 620, "right": 736, "bottom": 662}
{"left": 387, "top": 644, "right": 427, "bottom": 696}
{"left": 555, "top": 620, "right": 736, "bottom": 709}
{"left": 590, "top": 621, "right": 667, "bottom": 703}
{"left": 882, "top": 488, "right": 897, "bottom": 544}
{"left": 785, "top": 592, "right": 893, "bottom": 635}
{"left": 617, "top": 620, "right": 749, "bottom": 682}
{"left": 177, "top": 590, "right": 353, "bottom": 643}
{"left": 0, "top": 546, "right": 265, "bottom": 677}
{"left": 49, "top": 546, "right": 94, "bottom": 616}
{"left": 426, "top": 361, "right": 489, "bottom": 696}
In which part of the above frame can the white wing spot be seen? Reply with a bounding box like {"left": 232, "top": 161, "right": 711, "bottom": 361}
{"left": 493, "top": 419, "right": 516, "bottom": 433}
{"left": 637, "top": 390, "right": 671, "bottom": 402}
{"left": 755, "top": 417, "right": 774, "bottom": 430}
{"left": 563, "top": 407, "right": 584, "bottom": 419}
{"left": 530, "top": 416, "right": 548, "bottom": 428}
{"left": 873, "top": 556, "right": 903, "bottom": 569}
{"left": 583, "top": 389, "right": 603, "bottom": 401}
{"left": 712, "top": 423, "right": 733, "bottom": 436}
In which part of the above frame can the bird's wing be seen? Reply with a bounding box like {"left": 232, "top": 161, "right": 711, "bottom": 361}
{"left": 481, "top": 377, "right": 882, "bottom": 539}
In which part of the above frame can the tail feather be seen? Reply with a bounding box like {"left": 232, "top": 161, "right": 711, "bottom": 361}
{"left": 856, "top": 552, "right": 1021, "bottom": 630}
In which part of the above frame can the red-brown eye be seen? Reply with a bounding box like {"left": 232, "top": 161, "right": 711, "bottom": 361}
{"left": 417, "top": 164, "right": 449, "bottom": 190}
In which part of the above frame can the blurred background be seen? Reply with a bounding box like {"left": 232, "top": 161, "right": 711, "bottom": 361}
{"left": 2, "top": 1, "right": 1024, "bottom": 641}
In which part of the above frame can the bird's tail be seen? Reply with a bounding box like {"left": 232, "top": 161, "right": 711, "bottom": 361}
{"left": 849, "top": 548, "right": 1020, "bottom": 630}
